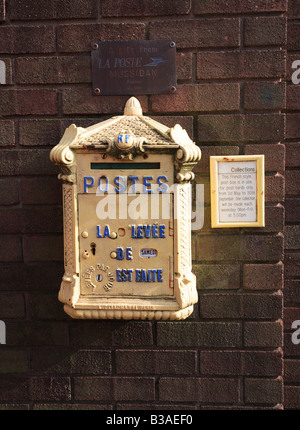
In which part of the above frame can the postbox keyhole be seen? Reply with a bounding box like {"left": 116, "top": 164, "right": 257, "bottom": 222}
{"left": 90, "top": 242, "right": 96, "bottom": 255}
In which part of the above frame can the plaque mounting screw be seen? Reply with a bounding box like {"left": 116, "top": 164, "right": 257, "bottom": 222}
{"left": 94, "top": 88, "right": 101, "bottom": 95}
{"left": 92, "top": 43, "right": 99, "bottom": 50}
{"left": 170, "top": 86, "right": 177, "bottom": 93}
{"left": 170, "top": 41, "right": 176, "bottom": 48}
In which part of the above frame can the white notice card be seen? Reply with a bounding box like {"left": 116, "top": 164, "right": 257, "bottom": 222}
{"left": 217, "top": 161, "right": 257, "bottom": 223}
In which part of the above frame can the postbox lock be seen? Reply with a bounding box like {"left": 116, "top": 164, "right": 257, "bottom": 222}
{"left": 50, "top": 96, "right": 202, "bottom": 320}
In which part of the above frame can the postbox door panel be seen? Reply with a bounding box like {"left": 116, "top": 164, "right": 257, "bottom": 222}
{"left": 78, "top": 193, "right": 174, "bottom": 298}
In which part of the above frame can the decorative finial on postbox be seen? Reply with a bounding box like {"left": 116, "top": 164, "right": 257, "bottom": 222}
{"left": 124, "top": 97, "right": 143, "bottom": 116}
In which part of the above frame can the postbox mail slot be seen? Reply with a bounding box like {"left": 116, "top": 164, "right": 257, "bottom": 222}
{"left": 50, "top": 97, "right": 201, "bottom": 320}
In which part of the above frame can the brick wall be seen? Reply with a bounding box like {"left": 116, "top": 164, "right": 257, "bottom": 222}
{"left": 0, "top": 0, "right": 296, "bottom": 410}
{"left": 284, "top": 0, "right": 300, "bottom": 410}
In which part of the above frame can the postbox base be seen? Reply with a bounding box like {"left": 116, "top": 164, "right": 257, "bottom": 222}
{"left": 63, "top": 304, "right": 194, "bottom": 320}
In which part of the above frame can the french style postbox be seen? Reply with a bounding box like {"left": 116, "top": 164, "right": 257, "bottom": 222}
{"left": 50, "top": 97, "right": 201, "bottom": 320}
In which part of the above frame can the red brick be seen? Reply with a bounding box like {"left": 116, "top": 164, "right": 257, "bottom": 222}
{"left": 176, "top": 52, "right": 192, "bottom": 80}
{"left": 265, "top": 175, "right": 285, "bottom": 202}
{"left": 150, "top": 115, "right": 194, "bottom": 139}
{"left": 157, "top": 322, "right": 241, "bottom": 347}
{"left": 285, "top": 171, "right": 300, "bottom": 195}
{"left": 27, "top": 293, "right": 67, "bottom": 320}
{"left": 0, "top": 121, "right": 15, "bottom": 146}
{"left": 0, "top": 58, "right": 13, "bottom": 85}
{"left": 286, "top": 114, "right": 300, "bottom": 139}
{"left": 288, "top": 0, "right": 300, "bottom": 18}
{"left": 194, "top": 0, "right": 287, "bottom": 14}
{"left": 244, "top": 144, "right": 285, "bottom": 173}
{"left": 63, "top": 88, "right": 148, "bottom": 115}
{"left": 150, "top": 18, "right": 240, "bottom": 49}
{"left": 286, "top": 54, "right": 300, "bottom": 82}
{"left": 0, "top": 264, "right": 62, "bottom": 292}
{"left": 0, "top": 294, "right": 25, "bottom": 318}
{"left": 159, "top": 377, "right": 240, "bottom": 403}
{"left": 200, "top": 293, "right": 282, "bottom": 319}
{"left": 115, "top": 350, "right": 197, "bottom": 374}
{"left": 197, "top": 235, "right": 283, "bottom": 262}
{"left": 284, "top": 386, "right": 300, "bottom": 409}
{"left": 57, "top": 23, "right": 146, "bottom": 52}
{"left": 0, "top": 89, "right": 57, "bottom": 116}
{"left": 284, "top": 307, "right": 300, "bottom": 330}
{"left": 0, "top": 25, "right": 55, "bottom": 54}
{"left": 284, "top": 332, "right": 300, "bottom": 356}
{"left": 19, "top": 119, "right": 61, "bottom": 146}
{"left": 284, "top": 280, "right": 300, "bottom": 305}
{"left": 198, "top": 114, "right": 285, "bottom": 143}
{"left": 0, "top": 349, "right": 28, "bottom": 373}
{"left": 200, "top": 350, "right": 282, "bottom": 376}
{"left": 193, "top": 263, "right": 240, "bottom": 290}
{"left": 285, "top": 198, "right": 300, "bottom": 222}
{"left": 0, "top": 179, "right": 19, "bottom": 205}
{"left": 243, "top": 82, "right": 286, "bottom": 111}
{"left": 71, "top": 321, "right": 153, "bottom": 347}
{"left": 0, "top": 236, "right": 22, "bottom": 262}
{"left": 243, "top": 263, "right": 283, "bottom": 291}
{"left": 285, "top": 224, "right": 300, "bottom": 250}
{"left": 244, "top": 17, "right": 286, "bottom": 47}
{"left": 6, "top": 321, "right": 69, "bottom": 346}
{"left": 20, "top": 178, "right": 61, "bottom": 205}
{"left": 244, "top": 322, "right": 283, "bottom": 347}
{"left": 101, "top": 0, "right": 191, "bottom": 16}
{"left": 284, "top": 359, "right": 300, "bottom": 383}
{"left": 152, "top": 83, "right": 239, "bottom": 113}
{"left": 287, "top": 22, "right": 300, "bottom": 51}
{"left": 0, "top": 207, "right": 62, "bottom": 234}
{"left": 74, "top": 377, "right": 155, "bottom": 401}
{"left": 8, "top": 0, "right": 98, "bottom": 20}
{"left": 247, "top": 205, "right": 284, "bottom": 234}
{"left": 197, "top": 50, "right": 285, "bottom": 80}
{"left": 284, "top": 253, "right": 300, "bottom": 278}
{"left": 287, "top": 85, "right": 300, "bottom": 111}
{"left": 23, "top": 235, "right": 63, "bottom": 262}
{"left": 245, "top": 377, "right": 283, "bottom": 405}
{"left": 286, "top": 143, "right": 300, "bottom": 168}
{"left": 16, "top": 56, "right": 91, "bottom": 85}
{"left": 0, "top": 0, "right": 4, "bottom": 21}
{"left": 30, "top": 348, "right": 111, "bottom": 375}
{"left": 0, "top": 149, "right": 58, "bottom": 176}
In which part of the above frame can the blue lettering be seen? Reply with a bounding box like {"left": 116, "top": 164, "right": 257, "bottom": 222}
{"left": 103, "top": 225, "right": 110, "bottom": 238}
{"left": 131, "top": 225, "right": 137, "bottom": 238}
{"left": 116, "top": 269, "right": 122, "bottom": 282}
{"left": 157, "top": 175, "right": 168, "bottom": 193}
{"left": 116, "top": 247, "right": 124, "bottom": 260}
{"left": 126, "top": 247, "right": 133, "bottom": 260}
{"left": 157, "top": 269, "right": 163, "bottom": 282}
{"left": 136, "top": 269, "right": 141, "bottom": 282}
{"left": 84, "top": 176, "right": 94, "bottom": 193}
{"left": 97, "top": 225, "right": 102, "bottom": 238}
{"left": 144, "top": 225, "right": 151, "bottom": 238}
{"left": 98, "top": 175, "right": 108, "bottom": 193}
{"left": 152, "top": 225, "right": 158, "bottom": 238}
{"left": 143, "top": 176, "right": 153, "bottom": 193}
{"left": 114, "top": 176, "right": 126, "bottom": 193}
{"left": 128, "top": 176, "right": 139, "bottom": 193}
{"left": 159, "top": 225, "right": 165, "bottom": 238}
{"left": 137, "top": 225, "right": 143, "bottom": 238}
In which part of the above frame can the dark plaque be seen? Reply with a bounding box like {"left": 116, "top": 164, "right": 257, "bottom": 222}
{"left": 91, "top": 40, "right": 177, "bottom": 96}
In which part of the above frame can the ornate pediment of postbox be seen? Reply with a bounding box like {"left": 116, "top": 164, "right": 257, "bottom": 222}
{"left": 50, "top": 97, "right": 201, "bottom": 183}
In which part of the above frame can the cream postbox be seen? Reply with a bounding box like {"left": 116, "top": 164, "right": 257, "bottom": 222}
{"left": 50, "top": 97, "right": 201, "bottom": 320}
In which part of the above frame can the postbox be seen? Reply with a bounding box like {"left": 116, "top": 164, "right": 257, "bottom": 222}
{"left": 50, "top": 97, "right": 201, "bottom": 320}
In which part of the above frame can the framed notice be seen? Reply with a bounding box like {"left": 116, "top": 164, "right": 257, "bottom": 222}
{"left": 210, "top": 155, "right": 265, "bottom": 228}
